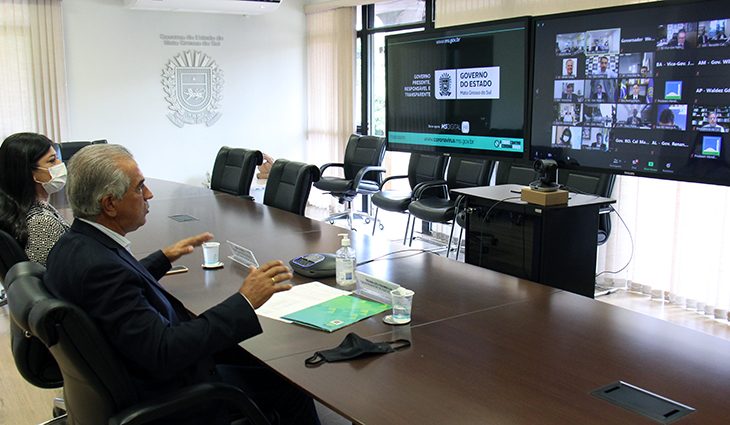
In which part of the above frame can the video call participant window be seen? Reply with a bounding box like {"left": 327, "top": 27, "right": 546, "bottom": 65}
{"left": 586, "top": 79, "right": 617, "bottom": 102}
{"left": 619, "top": 78, "right": 653, "bottom": 103}
{"left": 556, "top": 32, "right": 586, "bottom": 56}
{"left": 618, "top": 52, "right": 654, "bottom": 77}
{"left": 583, "top": 103, "right": 616, "bottom": 127}
{"left": 692, "top": 107, "right": 729, "bottom": 133}
{"left": 585, "top": 54, "right": 619, "bottom": 78}
{"left": 583, "top": 127, "right": 611, "bottom": 151}
{"left": 657, "top": 22, "right": 698, "bottom": 50}
{"left": 698, "top": 19, "right": 730, "bottom": 47}
{"left": 552, "top": 125, "right": 583, "bottom": 149}
{"left": 655, "top": 104, "right": 688, "bottom": 130}
{"left": 616, "top": 104, "right": 653, "bottom": 129}
{"left": 553, "top": 80, "right": 585, "bottom": 102}
{"left": 553, "top": 102, "right": 583, "bottom": 125}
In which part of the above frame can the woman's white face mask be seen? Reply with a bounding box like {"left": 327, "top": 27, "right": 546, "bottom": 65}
{"left": 36, "top": 162, "right": 67, "bottom": 195}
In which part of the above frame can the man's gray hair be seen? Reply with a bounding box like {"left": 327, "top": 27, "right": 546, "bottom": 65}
{"left": 66, "top": 144, "right": 135, "bottom": 220}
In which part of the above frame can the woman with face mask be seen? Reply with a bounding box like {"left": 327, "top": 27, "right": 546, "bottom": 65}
{"left": 0, "top": 132, "right": 70, "bottom": 265}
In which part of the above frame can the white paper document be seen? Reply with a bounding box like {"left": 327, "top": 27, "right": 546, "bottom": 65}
{"left": 255, "top": 281, "right": 351, "bottom": 323}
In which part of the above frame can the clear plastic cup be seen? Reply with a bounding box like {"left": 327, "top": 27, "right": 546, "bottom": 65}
{"left": 202, "top": 242, "right": 220, "bottom": 266}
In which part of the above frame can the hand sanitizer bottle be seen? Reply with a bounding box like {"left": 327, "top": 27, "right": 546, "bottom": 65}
{"left": 335, "top": 233, "right": 356, "bottom": 289}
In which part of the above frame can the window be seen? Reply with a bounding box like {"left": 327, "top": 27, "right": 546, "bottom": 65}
{"left": 356, "top": 0, "right": 433, "bottom": 136}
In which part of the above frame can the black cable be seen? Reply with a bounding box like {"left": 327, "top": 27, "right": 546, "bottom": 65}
{"left": 595, "top": 204, "right": 635, "bottom": 278}
{"left": 480, "top": 196, "right": 522, "bottom": 224}
{"left": 356, "top": 247, "right": 439, "bottom": 266}
{"left": 559, "top": 184, "right": 601, "bottom": 202}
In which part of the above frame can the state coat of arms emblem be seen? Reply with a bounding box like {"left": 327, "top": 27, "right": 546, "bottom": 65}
{"left": 162, "top": 50, "right": 223, "bottom": 127}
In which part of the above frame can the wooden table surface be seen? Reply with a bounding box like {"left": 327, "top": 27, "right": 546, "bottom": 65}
{"left": 124, "top": 180, "right": 730, "bottom": 424}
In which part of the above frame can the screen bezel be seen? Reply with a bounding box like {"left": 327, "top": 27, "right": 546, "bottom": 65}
{"left": 529, "top": 0, "right": 730, "bottom": 187}
{"left": 385, "top": 16, "right": 533, "bottom": 159}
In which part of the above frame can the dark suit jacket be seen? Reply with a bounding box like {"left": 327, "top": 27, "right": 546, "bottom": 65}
{"left": 45, "top": 220, "right": 262, "bottom": 399}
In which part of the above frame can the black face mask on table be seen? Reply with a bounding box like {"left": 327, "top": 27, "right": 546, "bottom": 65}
{"left": 305, "top": 332, "right": 411, "bottom": 366}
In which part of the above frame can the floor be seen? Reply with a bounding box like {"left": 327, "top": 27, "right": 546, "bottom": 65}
{"left": 1, "top": 204, "right": 728, "bottom": 424}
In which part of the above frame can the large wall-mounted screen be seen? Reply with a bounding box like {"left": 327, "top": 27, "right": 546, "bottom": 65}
{"left": 530, "top": 0, "right": 730, "bottom": 186}
{"left": 386, "top": 18, "right": 530, "bottom": 158}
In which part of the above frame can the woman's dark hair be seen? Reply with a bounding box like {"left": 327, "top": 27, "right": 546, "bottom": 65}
{"left": 659, "top": 108, "right": 675, "bottom": 125}
{"left": 561, "top": 128, "right": 572, "bottom": 141}
{"left": 0, "top": 132, "right": 55, "bottom": 213}
{"left": 0, "top": 190, "right": 28, "bottom": 248}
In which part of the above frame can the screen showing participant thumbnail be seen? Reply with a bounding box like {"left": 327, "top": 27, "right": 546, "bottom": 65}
{"left": 561, "top": 58, "right": 578, "bottom": 78}
{"left": 619, "top": 78, "right": 653, "bottom": 103}
{"left": 554, "top": 102, "right": 583, "bottom": 125}
{"left": 616, "top": 104, "right": 653, "bottom": 129}
{"left": 583, "top": 103, "right": 616, "bottom": 127}
{"left": 585, "top": 28, "right": 621, "bottom": 54}
{"left": 582, "top": 127, "right": 610, "bottom": 151}
{"left": 586, "top": 54, "right": 619, "bottom": 78}
{"left": 553, "top": 80, "right": 585, "bottom": 102}
{"left": 692, "top": 106, "right": 729, "bottom": 132}
{"left": 586, "top": 79, "right": 617, "bottom": 102}
{"left": 657, "top": 22, "right": 698, "bottom": 49}
{"left": 655, "top": 104, "right": 688, "bottom": 130}
{"left": 552, "top": 125, "right": 583, "bottom": 148}
{"left": 556, "top": 32, "right": 586, "bottom": 56}
{"left": 618, "top": 52, "right": 654, "bottom": 77}
{"left": 697, "top": 19, "right": 730, "bottom": 47}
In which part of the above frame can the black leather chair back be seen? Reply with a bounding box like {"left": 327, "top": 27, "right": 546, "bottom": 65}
{"left": 445, "top": 156, "right": 495, "bottom": 192}
{"left": 60, "top": 141, "right": 92, "bottom": 164}
{"left": 211, "top": 147, "right": 263, "bottom": 197}
{"left": 7, "top": 262, "right": 137, "bottom": 424}
{"left": 0, "top": 229, "right": 27, "bottom": 281}
{"left": 557, "top": 170, "right": 616, "bottom": 245}
{"left": 343, "top": 135, "right": 387, "bottom": 185}
{"left": 494, "top": 159, "right": 537, "bottom": 186}
{"left": 408, "top": 153, "right": 448, "bottom": 189}
{"left": 0, "top": 232, "right": 64, "bottom": 390}
{"left": 263, "top": 159, "right": 321, "bottom": 216}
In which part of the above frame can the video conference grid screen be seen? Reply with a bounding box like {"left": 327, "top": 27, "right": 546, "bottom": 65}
{"left": 386, "top": 18, "right": 529, "bottom": 158}
{"left": 531, "top": 0, "right": 730, "bottom": 186}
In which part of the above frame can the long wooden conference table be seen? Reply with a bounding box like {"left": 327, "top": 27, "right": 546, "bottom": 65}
{"left": 109, "top": 179, "right": 730, "bottom": 424}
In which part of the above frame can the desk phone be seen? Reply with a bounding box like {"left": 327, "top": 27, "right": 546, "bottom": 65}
{"left": 290, "top": 253, "right": 336, "bottom": 278}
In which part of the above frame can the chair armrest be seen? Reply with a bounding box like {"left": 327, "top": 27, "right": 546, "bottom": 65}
{"left": 412, "top": 180, "right": 448, "bottom": 200}
{"left": 352, "top": 166, "right": 387, "bottom": 188}
{"left": 378, "top": 174, "right": 408, "bottom": 189}
{"left": 319, "top": 163, "right": 345, "bottom": 175}
{"left": 109, "top": 382, "right": 270, "bottom": 425}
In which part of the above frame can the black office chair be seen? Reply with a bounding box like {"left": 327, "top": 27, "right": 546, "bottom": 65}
{"left": 0, "top": 231, "right": 66, "bottom": 420}
{"left": 263, "top": 159, "right": 320, "bottom": 216}
{"left": 408, "top": 157, "right": 495, "bottom": 258}
{"left": 314, "top": 134, "right": 387, "bottom": 229}
{"left": 5, "top": 261, "right": 271, "bottom": 425}
{"left": 494, "top": 159, "right": 537, "bottom": 186}
{"left": 211, "top": 146, "right": 263, "bottom": 200}
{"left": 557, "top": 170, "right": 616, "bottom": 245}
{"left": 370, "top": 153, "right": 448, "bottom": 243}
{"left": 58, "top": 141, "right": 92, "bottom": 164}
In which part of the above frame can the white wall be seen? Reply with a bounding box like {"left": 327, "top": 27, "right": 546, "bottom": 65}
{"left": 63, "top": 0, "right": 307, "bottom": 185}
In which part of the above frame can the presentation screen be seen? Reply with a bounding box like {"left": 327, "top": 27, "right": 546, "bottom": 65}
{"left": 530, "top": 0, "right": 730, "bottom": 186}
{"left": 386, "top": 18, "right": 530, "bottom": 158}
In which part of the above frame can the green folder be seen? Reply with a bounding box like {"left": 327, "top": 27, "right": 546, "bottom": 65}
{"left": 282, "top": 295, "right": 390, "bottom": 332}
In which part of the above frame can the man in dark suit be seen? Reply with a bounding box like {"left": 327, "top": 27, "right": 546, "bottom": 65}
{"left": 591, "top": 83, "right": 609, "bottom": 101}
{"left": 45, "top": 144, "right": 320, "bottom": 425}
{"left": 562, "top": 82, "right": 580, "bottom": 102}
{"left": 625, "top": 83, "right": 646, "bottom": 103}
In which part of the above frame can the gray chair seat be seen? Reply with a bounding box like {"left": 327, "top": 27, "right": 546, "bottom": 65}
{"left": 371, "top": 190, "right": 412, "bottom": 212}
{"left": 316, "top": 176, "right": 379, "bottom": 194}
{"left": 408, "top": 197, "right": 456, "bottom": 223}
